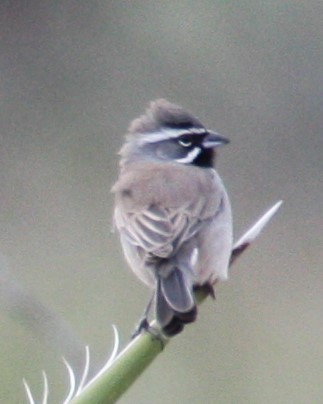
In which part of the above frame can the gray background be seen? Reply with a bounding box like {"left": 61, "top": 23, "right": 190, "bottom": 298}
{"left": 0, "top": 1, "right": 322, "bottom": 403}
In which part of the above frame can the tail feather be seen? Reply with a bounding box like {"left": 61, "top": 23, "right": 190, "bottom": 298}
{"left": 155, "top": 268, "right": 197, "bottom": 337}
{"left": 160, "top": 267, "right": 195, "bottom": 312}
{"left": 155, "top": 279, "right": 174, "bottom": 327}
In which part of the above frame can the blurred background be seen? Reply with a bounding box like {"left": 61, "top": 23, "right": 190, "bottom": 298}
{"left": 0, "top": 1, "right": 322, "bottom": 402}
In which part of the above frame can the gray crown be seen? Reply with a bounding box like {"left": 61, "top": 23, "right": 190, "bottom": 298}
{"left": 128, "top": 99, "right": 205, "bottom": 135}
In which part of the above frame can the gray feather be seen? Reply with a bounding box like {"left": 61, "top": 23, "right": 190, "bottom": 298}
{"left": 128, "top": 99, "right": 204, "bottom": 135}
{"left": 155, "top": 279, "right": 174, "bottom": 328}
{"left": 160, "top": 268, "right": 195, "bottom": 312}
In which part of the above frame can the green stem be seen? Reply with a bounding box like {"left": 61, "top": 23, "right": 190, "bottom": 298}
{"left": 70, "top": 326, "right": 167, "bottom": 404}
{"left": 70, "top": 290, "right": 208, "bottom": 404}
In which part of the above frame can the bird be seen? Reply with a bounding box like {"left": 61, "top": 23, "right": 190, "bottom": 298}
{"left": 112, "top": 99, "right": 233, "bottom": 337}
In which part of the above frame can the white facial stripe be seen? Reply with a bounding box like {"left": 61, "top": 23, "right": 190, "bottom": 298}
{"left": 175, "top": 147, "right": 201, "bottom": 164}
{"left": 138, "top": 127, "right": 207, "bottom": 144}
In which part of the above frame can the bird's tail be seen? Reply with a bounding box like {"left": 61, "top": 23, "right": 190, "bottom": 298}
{"left": 155, "top": 267, "right": 197, "bottom": 336}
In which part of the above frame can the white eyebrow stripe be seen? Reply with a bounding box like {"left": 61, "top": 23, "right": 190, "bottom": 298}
{"left": 137, "top": 128, "right": 207, "bottom": 143}
{"left": 175, "top": 147, "right": 201, "bottom": 164}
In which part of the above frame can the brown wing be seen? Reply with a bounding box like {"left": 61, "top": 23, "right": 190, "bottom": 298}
{"left": 114, "top": 202, "right": 207, "bottom": 258}
{"left": 112, "top": 162, "right": 222, "bottom": 258}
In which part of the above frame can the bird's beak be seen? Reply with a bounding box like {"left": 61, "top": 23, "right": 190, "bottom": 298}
{"left": 202, "top": 130, "right": 230, "bottom": 148}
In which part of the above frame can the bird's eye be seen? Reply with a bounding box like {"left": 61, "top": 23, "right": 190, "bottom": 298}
{"left": 178, "top": 138, "right": 193, "bottom": 147}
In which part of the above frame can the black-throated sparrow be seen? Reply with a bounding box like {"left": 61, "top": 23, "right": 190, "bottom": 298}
{"left": 112, "top": 99, "right": 232, "bottom": 336}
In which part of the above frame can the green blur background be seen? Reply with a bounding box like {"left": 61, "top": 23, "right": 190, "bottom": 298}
{"left": 0, "top": 1, "right": 322, "bottom": 403}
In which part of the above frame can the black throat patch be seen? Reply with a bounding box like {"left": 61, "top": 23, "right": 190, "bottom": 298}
{"left": 191, "top": 148, "right": 214, "bottom": 167}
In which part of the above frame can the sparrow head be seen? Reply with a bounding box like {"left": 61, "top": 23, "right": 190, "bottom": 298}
{"left": 119, "top": 99, "right": 229, "bottom": 168}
